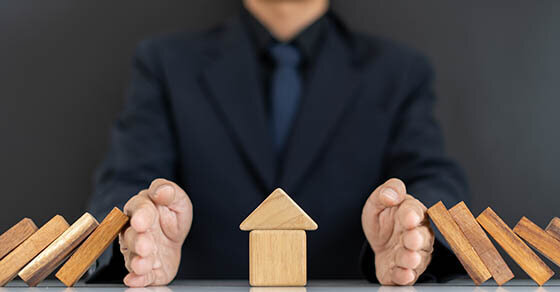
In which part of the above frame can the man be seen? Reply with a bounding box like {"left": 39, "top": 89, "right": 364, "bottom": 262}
{"left": 89, "top": 0, "right": 468, "bottom": 287}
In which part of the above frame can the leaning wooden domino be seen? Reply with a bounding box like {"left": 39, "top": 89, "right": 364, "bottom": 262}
{"left": 514, "top": 216, "right": 560, "bottom": 268}
{"left": 0, "top": 215, "right": 69, "bottom": 286}
{"left": 477, "top": 208, "right": 553, "bottom": 286}
{"left": 427, "top": 201, "right": 491, "bottom": 285}
{"left": 19, "top": 213, "right": 99, "bottom": 286}
{"left": 0, "top": 218, "right": 38, "bottom": 260}
{"left": 545, "top": 217, "right": 560, "bottom": 242}
{"left": 449, "top": 202, "right": 514, "bottom": 285}
{"left": 56, "top": 207, "right": 129, "bottom": 287}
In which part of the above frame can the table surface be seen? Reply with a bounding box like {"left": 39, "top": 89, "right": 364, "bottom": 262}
{"left": 3, "top": 279, "right": 560, "bottom": 292}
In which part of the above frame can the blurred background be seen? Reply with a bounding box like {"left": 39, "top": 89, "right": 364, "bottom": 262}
{"left": 1, "top": 0, "right": 559, "bottom": 278}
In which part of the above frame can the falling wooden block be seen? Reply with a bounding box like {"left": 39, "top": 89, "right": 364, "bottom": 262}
{"left": 477, "top": 208, "right": 553, "bottom": 286}
{"left": 427, "top": 201, "right": 491, "bottom": 285}
{"left": 449, "top": 202, "right": 514, "bottom": 285}
{"left": 19, "top": 213, "right": 99, "bottom": 286}
{"left": 0, "top": 215, "right": 69, "bottom": 286}
{"left": 240, "top": 188, "right": 318, "bottom": 231}
{"left": 250, "top": 230, "right": 306, "bottom": 286}
{"left": 241, "top": 188, "right": 317, "bottom": 287}
{"left": 545, "top": 217, "right": 560, "bottom": 242}
{"left": 514, "top": 216, "right": 560, "bottom": 268}
{"left": 56, "top": 207, "right": 129, "bottom": 287}
{"left": 0, "top": 218, "right": 38, "bottom": 260}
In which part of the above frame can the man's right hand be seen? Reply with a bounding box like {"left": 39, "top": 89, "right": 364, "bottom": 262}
{"left": 119, "top": 178, "right": 193, "bottom": 287}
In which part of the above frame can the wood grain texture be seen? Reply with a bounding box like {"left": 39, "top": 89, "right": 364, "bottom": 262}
{"left": 0, "top": 215, "right": 69, "bottom": 286}
{"left": 250, "top": 288, "right": 307, "bottom": 292}
{"left": 240, "top": 188, "right": 318, "bottom": 231}
{"left": 19, "top": 213, "right": 99, "bottom": 286}
{"left": 514, "top": 216, "right": 560, "bottom": 268}
{"left": 545, "top": 217, "right": 560, "bottom": 242}
{"left": 0, "top": 218, "right": 38, "bottom": 260}
{"left": 249, "top": 230, "right": 306, "bottom": 286}
{"left": 427, "top": 201, "right": 491, "bottom": 285}
{"left": 477, "top": 208, "right": 553, "bottom": 286}
{"left": 55, "top": 207, "right": 129, "bottom": 287}
{"left": 449, "top": 201, "right": 514, "bottom": 285}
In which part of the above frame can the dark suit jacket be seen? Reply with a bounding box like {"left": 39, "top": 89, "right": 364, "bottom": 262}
{"left": 89, "top": 12, "right": 468, "bottom": 282}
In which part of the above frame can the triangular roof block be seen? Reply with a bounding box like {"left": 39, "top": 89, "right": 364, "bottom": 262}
{"left": 240, "top": 188, "right": 318, "bottom": 231}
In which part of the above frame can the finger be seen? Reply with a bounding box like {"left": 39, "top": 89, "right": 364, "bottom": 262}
{"left": 134, "top": 232, "right": 155, "bottom": 257}
{"left": 157, "top": 204, "right": 181, "bottom": 241}
{"left": 124, "top": 271, "right": 156, "bottom": 288}
{"left": 148, "top": 179, "right": 193, "bottom": 241}
{"left": 119, "top": 230, "right": 129, "bottom": 253}
{"left": 123, "top": 227, "right": 139, "bottom": 255}
{"left": 126, "top": 198, "right": 158, "bottom": 233}
{"left": 415, "top": 250, "right": 433, "bottom": 276}
{"left": 403, "top": 226, "right": 434, "bottom": 252}
{"left": 391, "top": 267, "right": 416, "bottom": 285}
{"left": 119, "top": 229, "right": 134, "bottom": 272}
{"left": 123, "top": 255, "right": 133, "bottom": 274}
{"left": 130, "top": 254, "right": 155, "bottom": 275}
{"left": 396, "top": 199, "right": 425, "bottom": 230}
{"left": 123, "top": 190, "right": 149, "bottom": 216}
{"left": 148, "top": 178, "right": 183, "bottom": 207}
{"left": 366, "top": 178, "right": 407, "bottom": 214}
{"left": 395, "top": 248, "right": 421, "bottom": 269}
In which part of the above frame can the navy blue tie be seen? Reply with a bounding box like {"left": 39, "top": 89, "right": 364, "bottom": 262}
{"left": 269, "top": 44, "right": 302, "bottom": 153}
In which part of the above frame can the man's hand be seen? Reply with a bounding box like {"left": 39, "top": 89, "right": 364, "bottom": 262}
{"left": 362, "top": 178, "right": 434, "bottom": 285}
{"left": 119, "top": 178, "right": 193, "bottom": 287}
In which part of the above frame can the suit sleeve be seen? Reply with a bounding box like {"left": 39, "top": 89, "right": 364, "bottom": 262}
{"left": 86, "top": 40, "right": 178, "bottom": 282}
{"left": 362, "top": 54, "right": 469, "bottom": 283}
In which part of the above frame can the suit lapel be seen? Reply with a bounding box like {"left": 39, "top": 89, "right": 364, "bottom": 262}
{"left": 201, "top": 17, "right": 276, "bottom": 190}
{"left": 279, "top": 28, "right": 363, "bottom": 192}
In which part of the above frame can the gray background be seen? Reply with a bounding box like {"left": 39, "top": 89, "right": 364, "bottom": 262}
{"left": 1, "top": 0, "right": 559, "bottom": 278}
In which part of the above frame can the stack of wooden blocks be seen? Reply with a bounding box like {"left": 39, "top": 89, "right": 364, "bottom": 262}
{"left": 428, "top": 201, "right": 560, "bottom": 286}
{"left": 0, "top": 207, "right": 129, "bottom": 287}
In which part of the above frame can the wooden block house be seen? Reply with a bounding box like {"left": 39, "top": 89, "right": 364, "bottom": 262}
{"left": 240, "top": 188, "right": 318, "bottom": 287}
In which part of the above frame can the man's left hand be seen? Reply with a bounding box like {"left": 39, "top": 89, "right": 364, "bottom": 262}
{"left": 362, "top": 178, "right": 435, "bottom": 285}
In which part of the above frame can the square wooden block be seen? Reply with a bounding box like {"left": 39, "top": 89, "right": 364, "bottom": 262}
{"left": 249, "top": 230, "right": 306, "bottom": 286}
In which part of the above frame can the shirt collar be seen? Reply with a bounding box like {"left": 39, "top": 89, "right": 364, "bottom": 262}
{"left": 241, "top": 6, "right": 327, "bottom": 61}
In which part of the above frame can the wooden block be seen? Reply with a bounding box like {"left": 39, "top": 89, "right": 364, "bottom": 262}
{"left": 249, "top": 230, "right": 306, "bottom": 286}
{"left": 0, "top": 218, "right": 38, "bottom": 260}
{"left": 514, "top": 216, "right": 560, "bottom": 268}
{"left": 449, "top": 202, "right": 514, "bottom": 285}
{"left": 240, "top": 188, "right": 318, "bottom": 231}
{"left": 56, "top": 207, "right": 129, "bottom": 287}
{"left": 0, "top": 215, "right": 69, "bottom": 286}
{"left": 19, "top": 213, "right": 99, "bottom": 286}
{"left": 545, "top": 217, "right": 560, "bottom": 242}
{"left": 477, "top": 208, "right": 553, "bottom": 286}
{"left": 427, "top": 201, "right": 491, "bottom": 285}
{"left": 250, "top": 288, "right": 307, "bottom": 292}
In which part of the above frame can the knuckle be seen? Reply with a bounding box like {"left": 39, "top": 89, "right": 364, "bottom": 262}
{"left": 150, "top": 178, "right": 171, "bottom": 189}
{"left": 137, "top": 189, "right": 150, "bottom": 198}
{"left": 137, "top": 201, "right": 156, "bottom": 212}
{"left": 122, "top": 253, "right": 132, "bottom": 272}
{"left": 124, "top": 191, "right": 149, "bottom": 213}
{"left": 124, "top": 232, "right": 136, "bottom": 250}
{"left": 386, "top": 178, "right": 406, "bottom": 192}
{"left": 123, "top": 226, "right": 134, "bottom": 239}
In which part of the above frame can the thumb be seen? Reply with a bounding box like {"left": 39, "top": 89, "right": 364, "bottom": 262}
{"left": 147, "top": 178, "right": 193, "bottom": 242}
{"left": 148, "top": 178, "right": 186, "bottom": 208}
{"left": 365, "top": 178, "right": 407, "bottom": 215}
